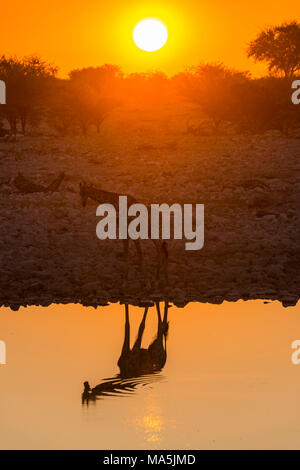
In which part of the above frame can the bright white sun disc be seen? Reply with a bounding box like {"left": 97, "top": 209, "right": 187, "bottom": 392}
{"left": 133, "top": 19, "right": 168, "bottom": 52}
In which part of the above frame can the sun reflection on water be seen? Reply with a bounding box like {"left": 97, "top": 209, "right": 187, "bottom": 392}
{"left": 135, "top": 412, "right": 164, "bottom": 443}
{"left": 131, "top": 395, "right": 166, "bottom": 444}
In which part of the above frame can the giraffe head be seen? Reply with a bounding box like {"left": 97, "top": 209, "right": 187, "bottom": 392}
{"left": 79, "top": 182, "right": 88, "bottom": 207}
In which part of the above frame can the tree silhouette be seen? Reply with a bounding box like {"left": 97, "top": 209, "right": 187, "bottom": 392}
{"left": 247, "top": 21, "right": 300, "bottom": 78}
{"left": 68, "top": 65, "right": 122, "bottom": 135}
{"left": 0, "top": 55, "right": 57, "bottom": 134}
{"left": 179, "top": 63, "right": 250, "bottom": 132}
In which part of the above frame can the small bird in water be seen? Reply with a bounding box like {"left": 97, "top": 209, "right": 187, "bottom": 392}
{"left": 82, "top": 381, "right": 94, "bottom": 405}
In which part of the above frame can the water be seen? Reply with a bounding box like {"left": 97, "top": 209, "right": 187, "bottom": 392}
{"left": 0, "top": 300, "right": 300, "bottom": 449}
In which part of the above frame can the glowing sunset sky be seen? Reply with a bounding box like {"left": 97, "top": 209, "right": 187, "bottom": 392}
{"left": 1, "top": 0, "right": 299, "bottom": 76}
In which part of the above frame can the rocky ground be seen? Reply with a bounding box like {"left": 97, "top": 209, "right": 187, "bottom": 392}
{"left": 0, "top": 103, "right": 299, "bottom": 309}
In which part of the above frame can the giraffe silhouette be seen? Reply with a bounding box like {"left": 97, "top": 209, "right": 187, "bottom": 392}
{"left": 82, "top": 301, "right": 169, "bottom": 404}
{"left": 79, "top": 181, "right": 168, "bottom": 285}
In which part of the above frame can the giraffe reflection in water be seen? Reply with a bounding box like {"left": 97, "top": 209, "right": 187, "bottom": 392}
{"left": 82, "top": 301, "right": 169, "bottom": 404}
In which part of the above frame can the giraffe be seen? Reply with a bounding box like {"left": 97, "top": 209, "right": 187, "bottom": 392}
{"left": 82, "top": 301, "right": 169, "bottom": 403}
{"left": 79, "top": 181, "right": 168, "bottom": 284}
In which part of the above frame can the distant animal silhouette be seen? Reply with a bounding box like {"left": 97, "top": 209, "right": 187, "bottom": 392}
{"left": 239, "top": 179, "right": 270, "bottom": 191}
{"left": 82, "top": 301, "right": 169, "bottom": 404}
{"left": 186, "top": 118, "right": 210, "bottom": 136}
{"left": 13, "top": 172, "right": 65, "bottom": 194}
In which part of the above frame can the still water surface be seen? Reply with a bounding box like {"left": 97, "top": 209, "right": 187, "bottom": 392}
{"left": 0, "top": 300, "right": 300, "bottom": 449}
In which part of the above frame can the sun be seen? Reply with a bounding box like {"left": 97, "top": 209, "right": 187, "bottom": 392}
{"left": 133, "top": 18, "right": 168, "bottom": 52}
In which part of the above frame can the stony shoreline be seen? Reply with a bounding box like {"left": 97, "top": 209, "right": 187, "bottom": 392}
{"left": 0, "top": 108, "right": 299, "bottom": 310}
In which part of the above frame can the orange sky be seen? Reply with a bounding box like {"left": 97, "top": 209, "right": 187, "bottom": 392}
{"left": 1, "top": 0, "right": 299, "bottom": 77}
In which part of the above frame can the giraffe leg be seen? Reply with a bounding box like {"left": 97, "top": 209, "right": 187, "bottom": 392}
{"left": 122, "top": 239, "right": 129, "bottom": 285}
{"left": 163, "top": 300, "right": 169, "bottom": 323}
{"left": 122, "top": 239, "right": 129, "bottom": 256}
{"left": 132, "top": 307, "right": 149, "bottom": 352}
{"left": 155, "top": 301, "right": 162, "bottom": 324}
{"left": 118, "top": 304, "right": 131, "bottom": 377}
{"left": 152, "top": 240, "right": 162, "bottom": 282}
{"left": 162, "top": 301, "right": 169, "bottom": 336}
{"left": 120, "top": 304, "right": 130, "bottom": 357}
{"left": 153, "top": 240, "right": 168, "bottom": 286}
{"left": 134, "top": 239, "right": 143, "bottom": 267}
{"left": 161, "top": 241, "right": 169, "bottom": 285}
{"left": 134, "top": 239, "right": 150, "bottom": 289}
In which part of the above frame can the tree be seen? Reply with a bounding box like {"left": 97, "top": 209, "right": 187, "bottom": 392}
{"left": 68, "top": 65, "right": 122, "bottom": 135}
{"left": 247, "top": 21, "right": 300, "bottom": 78}
{"left": 224, "top": 78, "right": 280, "bottom": 133}
{"left": 45, "top": 78, "right": 76, "bottom": 136}
{"left": 179, "top": 63, "right": 250, "bottom": 132}
{"left": 0, "top": 55, "right": 57, "bottom": 134}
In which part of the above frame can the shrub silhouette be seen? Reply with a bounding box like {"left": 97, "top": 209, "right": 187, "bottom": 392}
{"left": 178, "top": 63, "right": 250, "bottom": 132}
{"left": 176, "top": 62, "right": 299, "bottom": 135}
{"left": 67, "top": 65, "right": 122, "bottom": 135}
